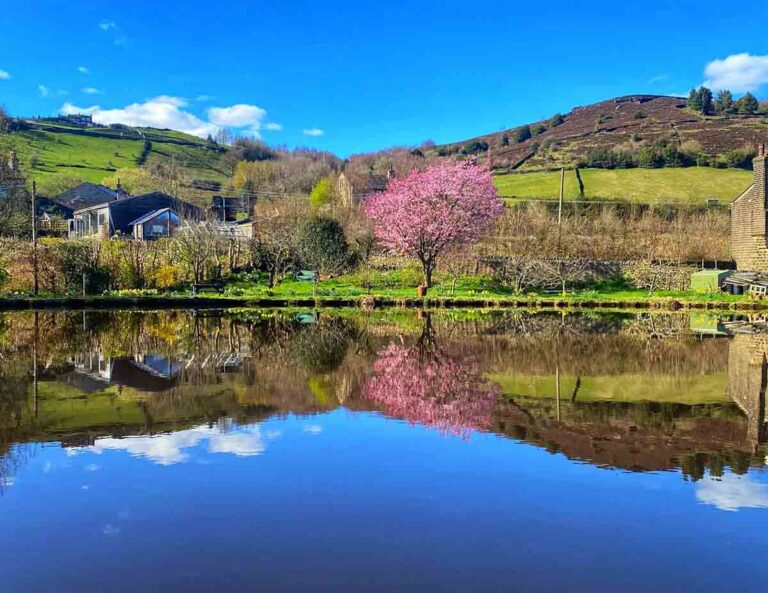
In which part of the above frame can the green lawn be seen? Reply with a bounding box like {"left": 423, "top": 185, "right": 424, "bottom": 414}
{"left": 494, "top": 167, "right": 753, "bottom": 205}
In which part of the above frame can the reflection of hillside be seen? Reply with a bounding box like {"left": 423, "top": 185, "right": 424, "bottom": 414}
{"left": 0, "top": 310, "right": 765, "bottom": 482}
{"left": 494, "top": 397, "right": 757, "bottom": 478}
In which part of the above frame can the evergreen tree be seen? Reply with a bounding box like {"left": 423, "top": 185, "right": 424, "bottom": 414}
{"left": 687, "top": 86, "right": 713, "bottom": 114}
{"left": 714, "top": 90, "right": 735, "bottom": 115}
{"left": 737, "top": 92, "right": 759, "bottom": 115}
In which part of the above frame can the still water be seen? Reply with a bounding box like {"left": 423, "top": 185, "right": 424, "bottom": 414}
{"left": 1, "top": 309, "right": 768, "bottom": 592}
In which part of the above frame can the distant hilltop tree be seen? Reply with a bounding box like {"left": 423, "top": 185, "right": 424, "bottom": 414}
{"left": 714, "top": 90, "right": 735, "bottom": 115}
{"left": 737, "top": 92, "right": 759, "bottom": 115}
{"left": 687, "top": 86, "right": 714, "bottom": 115}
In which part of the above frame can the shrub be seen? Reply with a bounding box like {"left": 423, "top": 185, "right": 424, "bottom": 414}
{"left": 462, "top": 140, "right": 489, "bottom": 155}
{"left": 718, "top": 148, "right": 755, "bottom": 169}
{"left": 295, "top": 217, "right": 351, "bottom": 279}
{"left": 309, "top": 176, "right": 334, "bottom": 207}
{"left": 549, "top": 113, "right": 565, "bottom": 127}
{"left": 514, "top": 125, "right": 532, "bottom": 143}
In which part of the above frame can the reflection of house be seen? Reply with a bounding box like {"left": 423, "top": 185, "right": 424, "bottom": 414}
{"left": 69, "top": 353, "right": 182, "bottom": 393}
{"left": 70, "top": 192, "right": 201, "bottom": 239}
{"left": 336, "top": 165, "right": 395, "bottom": 205}
{"left": 727, "top": 334, "right": 768, "bottom": 448}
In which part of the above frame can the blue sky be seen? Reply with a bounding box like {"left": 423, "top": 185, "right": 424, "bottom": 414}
{"left": 1, "top": 0, "right": 768, "bottom": 156}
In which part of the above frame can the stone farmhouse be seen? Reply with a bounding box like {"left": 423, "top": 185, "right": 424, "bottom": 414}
{"left": 731, "top": 144, "right": 768, "bottom": 271}
{"left": 336, "top": 164, "right": 395, "bottom": 205}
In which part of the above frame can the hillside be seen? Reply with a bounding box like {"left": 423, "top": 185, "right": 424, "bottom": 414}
{"left": 0, "top": 119, "right": 229, "bottom": 196}
{"left": 434, "top": 95, "right": 768, "bottom": 171}
{"left": 494, "top": 167, "right": 753, "bottom": 205}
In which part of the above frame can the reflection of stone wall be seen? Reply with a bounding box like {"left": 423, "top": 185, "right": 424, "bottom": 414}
{"left": 728, "top": 334, "right": 768, "bottom": 448}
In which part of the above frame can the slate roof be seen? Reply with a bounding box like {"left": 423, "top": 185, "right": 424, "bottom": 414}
{"left": 36, "top": 196, "right": 74, "bottom": 219}
{"left": 53, "top": 182, "right": 119, "bottom": 210}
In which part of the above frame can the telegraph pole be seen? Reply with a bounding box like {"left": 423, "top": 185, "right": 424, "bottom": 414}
{"left": 31, "top": 181, "right": 39, "bottom": 295}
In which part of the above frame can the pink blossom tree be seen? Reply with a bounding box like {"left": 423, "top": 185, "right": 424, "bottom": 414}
{"left": 364, "top": 160, "right": 505, "bottom": 292}
{"left": 362, "top": 316, "right": 499, "bottom": 438}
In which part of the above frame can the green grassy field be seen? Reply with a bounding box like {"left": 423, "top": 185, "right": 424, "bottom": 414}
{"left": 494, "top": 167, "right": 753, "bottom": 205}
{"left": 0, "top": 120, "right": 227, "bottom": 194}
{"left": 489, "top": 372, "right": 729, "bottom": 404}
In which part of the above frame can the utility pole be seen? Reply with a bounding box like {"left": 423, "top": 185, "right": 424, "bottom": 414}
{"left": 31, "top": 181, "right": 39, "bottom": 296}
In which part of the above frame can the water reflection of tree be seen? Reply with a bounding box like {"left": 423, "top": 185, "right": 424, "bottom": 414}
{"left": 363, "top": 314, "right": 499, "bottom": 437}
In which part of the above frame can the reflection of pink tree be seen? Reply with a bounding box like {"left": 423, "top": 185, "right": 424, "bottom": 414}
{"left": 363, "top": 335, "right": 498, "bottom": 438}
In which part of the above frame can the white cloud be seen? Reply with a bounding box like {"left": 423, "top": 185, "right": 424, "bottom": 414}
{"left": 194, "top": 94, "right": 214, "bottom": 102}
{"left": 704, "top": 53, "right": 768, "bottom": 92}
{"left": 303, "top": 128, "right": 324, "bottom": 137}
{"left": 83, "top": 423, "right": 266, "bottom": 465}
{"left": 82, "top": 87, "right": 103, "bottom": 95}
{"left": 696, "top": 473, "right": 768, "bottom": 512}
{"left": 263, "top": 122, "right": 283, "bottom": 131}
{"left": 0, "top": 70, "right": 10, "bottom": 80}
{"left": 61, "top": 96, "right": 219, "bottom": 137}
{"left": 99, "top": 20, "right": 117, "bottom": 30}
{"left": 61, "top": 96, "right": 275, "bottom": 139}
{"left": 207, "top": 103, "right": 266, "bottom": 128}
{"left": 78, "top": 66, "right": 89, "bottom": 74}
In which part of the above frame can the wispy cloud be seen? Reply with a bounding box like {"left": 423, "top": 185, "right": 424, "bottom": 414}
{"left": 303, "top": 128, "right": 324, "bottom": 137}
{"left": 704, "top": 53, "right": 768, "bottom": 92}
{"left": 263, "top": 122, "right": 283, "bottom": 131}
{"left": 648, "top": 73, "right": 669, "bottom": 85}
{"left": 78, "top": 66, "right": 89, "bottom": 74}
{"left": 0, "top": 70, "right": 10, "bottom": 80}
{"left": 99, "top": 19, "right": 126, "bottom": 46}
{"left": 82, "top": 87, "right": 103, "bottom": 95}
{"left": 39, "top": 85, "right": 68, "bottom": 98}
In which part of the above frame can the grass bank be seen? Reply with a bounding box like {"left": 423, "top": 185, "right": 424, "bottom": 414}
{"left": 1, "top": 276, "right": 765, "bottom": 312}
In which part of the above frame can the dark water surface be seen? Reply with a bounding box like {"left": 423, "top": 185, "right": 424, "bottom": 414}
{"left": 1, "top": 309, "right": 768, "bottom": 592}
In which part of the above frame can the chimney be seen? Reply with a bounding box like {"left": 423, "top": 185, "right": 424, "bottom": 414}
{"left": 8, "top": 150, "right": 18, "bottom": 174}
{"left": 387, "top": 164, "right": 396, "bottom": 180}
{"left": 755, "top": 143, "right": 768, "bottom": 209}
{"left": 115, "top": 178, "right": 129, "bottom": 200}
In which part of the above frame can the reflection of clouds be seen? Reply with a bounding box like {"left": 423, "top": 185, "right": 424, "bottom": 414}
{"left": 696, "top": 474, "right": 768, "bottom": 512}
{"left": 84, "top": 424, "right": 265, "bottom": 465}
{"left": 303, "top": 425, "right": 323, "bottom": 435}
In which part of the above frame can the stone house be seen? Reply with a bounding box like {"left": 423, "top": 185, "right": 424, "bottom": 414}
{"left": 336, "top": 164, "right": 395, "bottom": 205}
{"left": 69, "top": 192, "right": 200, "bottom": 239}
{"left": 731, "top": 144, "right": 768, "bottom": 270}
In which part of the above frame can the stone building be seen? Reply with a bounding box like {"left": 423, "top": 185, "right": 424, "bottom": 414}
{"left": 336, "top": 164, "right": 395, "bottom": 206}
{"left": 731, "top": 144, "right": 768, "bottom": 270}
